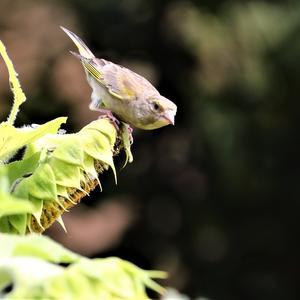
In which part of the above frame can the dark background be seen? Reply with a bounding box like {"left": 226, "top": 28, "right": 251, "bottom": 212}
{"left": 1, "top": 0, "right": 300, "bottom": 299}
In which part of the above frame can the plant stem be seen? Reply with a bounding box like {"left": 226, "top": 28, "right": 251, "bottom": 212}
{"left": 0, "top": 40, "right": 26, "bottom": 124}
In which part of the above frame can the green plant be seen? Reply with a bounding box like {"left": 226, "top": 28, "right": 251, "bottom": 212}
{"left": 0, "top": 39, "right": 165, "bottom": 299}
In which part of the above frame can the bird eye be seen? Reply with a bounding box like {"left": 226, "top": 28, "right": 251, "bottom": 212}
{"left": 153, "top": 103, "right": 160, "bottom": 110}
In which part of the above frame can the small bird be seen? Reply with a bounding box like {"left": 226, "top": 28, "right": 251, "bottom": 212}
{"left": 60, "top": 26, "right": 177, "bottom": 130}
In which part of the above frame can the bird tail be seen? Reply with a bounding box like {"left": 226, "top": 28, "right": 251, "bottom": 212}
{"left": 60, "top": 26, "right": 95, "bottom": 59}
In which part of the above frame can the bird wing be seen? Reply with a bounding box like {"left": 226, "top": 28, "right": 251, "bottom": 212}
{"left": 102, "top": 64, "right": 158, "bottom": 101}
{"left": 69, "top": 52, "right": 135, "bottom": 100}
{"left": 69, "top": 51, "right": 104, "bottom": 80}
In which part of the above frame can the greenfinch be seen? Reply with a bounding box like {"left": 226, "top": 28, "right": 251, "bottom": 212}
{"left": 61, "top": 26, "right": 177, "bottom": 130}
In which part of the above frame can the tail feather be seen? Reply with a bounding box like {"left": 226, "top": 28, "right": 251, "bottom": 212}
{"left": 60, "top": 26, "right": 95, "bottom": 59}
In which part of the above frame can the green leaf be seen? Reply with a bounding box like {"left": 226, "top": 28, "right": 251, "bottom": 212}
{"left": 0, "top": 192, "right": 35, "bottom": 218}
{"left": 65, "top": 271, "right": 94, "bottom": 298}
{"left": 5, "top": 152, "right": 41, "bottom": 185}
{"left": 80, "top": 129, "right": 111, "bottom": 159}
{"left": 75, "top": 258, "right": 154, "bottom": 299}
{"left": 82, "top": 154, "right": 101, "bottom": 191}
{"left": 45, "top": 272, "right": 75, "bottom": 300}
{"left": 0, "top": 235, "right": 165, "bottom": 299}
{"left": 121, "top": 259, "right": 167, "bottom": 295}
{"left": 52, "top": 136, "right": 84, "bottom": 166}
{"left": 0, "top": 256, "right": 63, "bottom": 299}
{"left": 80, "top": 130, "right": 117, "bottom": 183}
{"left": 0, "top": 166, "right": 10, "bottom": 193}
{"left": 10, "top": 175, "right": 29, "bottom": 200}
{"left": 121, "top": 122, "right": 134, "bottom": 167}
{"left": 0, "top": 217, "right": 11, "bottom": 233}
{"left": 8, "top": 214, "right": 27, "bottom": 235}
{"left": 0, "top": 117, "right": 67, "bottom": 161}
{"left": 0, "top": 234, "right": 81, "bottom": 263}
{"left": 83, "top": 119, "right": 116, "bottom": 146}
{"left": 56, "top": 185, "right": 70, "bottom": 199}
{"left": 50, "top": 157, "right": 82, "bottom": 189}
{"left": 30, "top": 196, "right": 44, "bottom": 230}
{"left": 27, "top": 163, "right": 57, "bottom": 201}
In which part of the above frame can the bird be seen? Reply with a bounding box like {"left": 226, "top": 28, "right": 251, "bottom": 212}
{"left": 60, "top": 26, "right": 177, "bottom": 130}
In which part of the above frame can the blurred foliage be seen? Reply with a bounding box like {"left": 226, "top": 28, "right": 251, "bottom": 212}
{"left": 0, "top": 234, "right": 166, "bottom": 299}
{"left": 1, "top": 0, "right": 300, "bottom": 299}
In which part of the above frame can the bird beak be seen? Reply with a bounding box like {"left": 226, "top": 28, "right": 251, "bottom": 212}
{"left": 163, "top": 110, "right": 175, "bottom": 125}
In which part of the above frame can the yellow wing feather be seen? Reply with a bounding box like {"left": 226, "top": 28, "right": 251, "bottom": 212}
{"left": 82, "top": 60, "right": 102, "bottom": 81}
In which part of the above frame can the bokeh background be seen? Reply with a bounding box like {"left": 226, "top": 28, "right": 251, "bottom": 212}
{"left": 1, "top": 0, "right": 300, "bottom": 299}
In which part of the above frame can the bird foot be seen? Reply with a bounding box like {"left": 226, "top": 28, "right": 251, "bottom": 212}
{"left": 96, "top": 110, "right": 133, "bottom": 143}
{"left": 97, "top": 109, "right": 120, "bottom": 130}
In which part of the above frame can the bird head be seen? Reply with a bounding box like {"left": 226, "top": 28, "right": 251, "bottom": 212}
{"left": 140, "top": 95, "right": 177, "bottom": 130}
